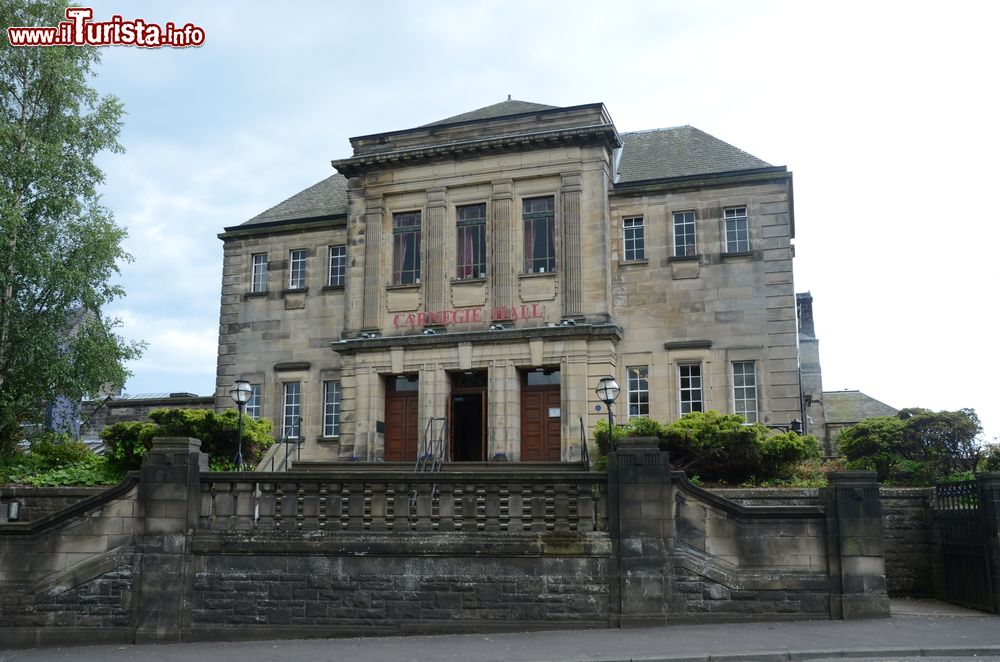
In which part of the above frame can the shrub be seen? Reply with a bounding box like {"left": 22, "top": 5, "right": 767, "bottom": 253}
{"left": 592, "top": 410, "right": 820, "bottom": 484}
{"left": 101, "top": 408, "right": 275, "bottom": 471}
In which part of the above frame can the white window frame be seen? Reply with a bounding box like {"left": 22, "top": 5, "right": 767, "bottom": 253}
{"left": 251, "top": 253, "right": 268, "bottom": 293}
{"left": 288, "top": 249, "right": 307, "bottom": 289}
{"left": 323, "top": 380, "right": 341, "bottom": 437}
{"left": 246, "top": 383, "right": 261, "bottom": 419}
{"left": 622, "top": 216, "right": 645, "bottom": 261}
{"left": 724, "top": 206, "right": 750, "bottom": 253}
{"left": 626, "top": 366, "right": 649, "bottom": 418}
{"left": 282, "top": 382, "right": 301, "bottom": 439}
{"left": 732, "top": 361, "right": 758, "bottom": 423}
{"left": 328, "top": 244, "right": 346, "bottom": 287}
{"left": 673, "top": 210, "right": 697, "bottom": 256}
{"left": 678, "top": 364, "right": 703, "bottom": 415}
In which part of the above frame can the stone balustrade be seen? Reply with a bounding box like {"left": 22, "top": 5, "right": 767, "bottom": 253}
{"left": 198, "top": 470, "right": 608, "bottom": 534}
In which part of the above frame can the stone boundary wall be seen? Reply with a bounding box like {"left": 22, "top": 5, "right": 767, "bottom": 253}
{"left": 712, "top": 487, "right": 942, "bottom": 598}
{"left": 1, "top": 437, "right": 899, "bottom": 648}
{"left": 0, "top": 476, "right": 140, "bottom": 647}
{"left": 1, "top": 487, "right": 109, "bottom": 523}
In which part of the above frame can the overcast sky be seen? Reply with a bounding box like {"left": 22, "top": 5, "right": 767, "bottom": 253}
{"left": 72, "top": 0, "right": 999, "bottom": 443}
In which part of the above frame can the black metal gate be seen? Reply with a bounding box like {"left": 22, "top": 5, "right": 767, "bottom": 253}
{"left": 936, "top": 480, "right": 995, "bottom": 612}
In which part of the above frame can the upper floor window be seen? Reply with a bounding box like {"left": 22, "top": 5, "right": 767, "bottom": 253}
{"left": 623, "top": 216, "right": 645, "bottom": 261}
{"left": 282, "top": 382, "right": 301, "bottom": 439}
{"left": 678, "top": 364, "right": 703, "bottom": 415}
{"left": 523, "top": 196, "right": 555, "bottom": 273}
{"left": 724, "top": 206, "right": 749, "bottom": 253}
{"left": 627, "top": 366, "right": 649, "bottom": 418}
{"left": 250, "top": 253, "right": 268, "bottom": 293}
{"left": 328, "top": 244, "right": 346, "bottom": 287}
{"left": 246, "top": 383, "right": 261, "bottom": 419}
{"left": 456, "top": 203, "right": 487, "bottom": 279}
{"left": 732, "top": 361, "right": 758, "bottom": 423}
{"left": 288, "top": 249, "right": 306, "bottom": 289}
{"left": 673, "top": 211, "right": 697, "bottom": 256}
{"left": 323, "top": 380, "right": 341, "bottom": 437}
{"left": 392, "top": 211, "right": 421, "bottom": 285}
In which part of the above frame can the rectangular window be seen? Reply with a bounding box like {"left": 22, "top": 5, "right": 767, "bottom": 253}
{"left": 523, "top": 196, "right": 556, "bottom": 273}
{"left": 456, "top": 203, "right": 487, "bottom": 279}
{"left": 328, "top": 244, "right": 346, "bottom": 287}
{"left": 251, "top": 253, "right": 268, "bottom": 293}
{"left": 392, "top": 211, "right": 422, "bottom": 285}
{"left": 673, "top": 211, "right": 697, "bottom": 256}
{"left": 678, "top": 364, "right": 703, "bottom": 415}
{"left": 724, "top": 206, "right": 750, "bottom": 253}
{"left": 732, "top": 361, "right": 758, "bottom": 423}
{"left": 246, "top": 383, "right": 261, "bottom": 419}
{"left": 288, "top": 249, "right": 306, "bottom": 289}
{"left": 623, "top": 216, "right": 645, "bottom": 261}
{"left": 282, "top": 382, "right": 301, "bottom": 439}
{"left": 627, "top": 366, "right": 650, "bottom": 418}
{"left": 323, "top": 380, "right": 341, "bottom": 437}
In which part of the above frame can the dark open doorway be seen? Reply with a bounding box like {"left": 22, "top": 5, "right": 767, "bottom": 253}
{"left": 451, "top": 371, "right": 487, "bottom": 462}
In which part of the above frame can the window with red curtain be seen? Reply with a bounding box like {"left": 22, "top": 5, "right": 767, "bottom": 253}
{"left": 523, "top": 196, "right": 555, "bottom": 273}
{"left": 392, "top": 211, "right": 421, "bottom": 285}
{"left": 456, "top": 203, "right": 486, "bottom": 279}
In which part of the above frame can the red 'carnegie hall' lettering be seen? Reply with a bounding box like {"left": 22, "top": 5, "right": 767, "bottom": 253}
{"left": 392, "top": 305, "right": 540, "bottom": 328}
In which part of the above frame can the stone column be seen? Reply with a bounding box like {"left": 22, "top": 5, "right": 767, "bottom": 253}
{"left": 362, "top": 193, "right": 384, "bottom": 332}
{"left": 490, "top": 179, "right": 515, "bottom": 321}
{"left": 823, "top": 471, "right": 890, "bottom": 619}
{"left": 977, "top": 471, "right": 1000, "bottom": 614}
{"left": 607, "top": 436, "right": 673, "bottom": 627}
{"left": 560, "top": 172, "right": 583, "bottom": 320}
{"left": 134, "top": 437, "right": 207, "bottom": 643}
{"left": 425, "top": 187, "right": 447, "bottom": 327}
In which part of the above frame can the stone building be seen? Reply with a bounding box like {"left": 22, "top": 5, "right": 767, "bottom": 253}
{"left": 215, "top": 99, "right": 808, "bottom": 463}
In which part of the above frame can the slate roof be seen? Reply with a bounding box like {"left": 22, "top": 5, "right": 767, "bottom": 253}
{"left": 238, "top": 106, "right": 777, "bottom": 227}
{"left": 823, "top": 390, "right": 898, "bottom": 424}
{"left": 241, "top": 174, "right": 348, "bottom": 227}
{"left": 617, "top": 126, "right": 772, "bottom": 183}
{"left": 421, "top": 99, "right": 560, "bottom": 127}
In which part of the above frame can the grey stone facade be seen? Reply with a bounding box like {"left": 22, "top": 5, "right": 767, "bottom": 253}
{"left": 213, "top": 100, "right": 810, "bottom": 463}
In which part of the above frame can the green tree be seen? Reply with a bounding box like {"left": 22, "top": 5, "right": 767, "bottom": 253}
{"left": 837, "top": 408, "right": 984, "bottom": 483}
{"left": 837, "top": 416, "right": 907, "bottom": 481}
{"left": 0, "top": 0, "right": 143, "bottom": 454}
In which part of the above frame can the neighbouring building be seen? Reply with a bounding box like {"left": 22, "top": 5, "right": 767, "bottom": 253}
{"left": 822, "top": 389, "right": 899, "bottom": 452}
{"left": 215, "top": 99, "right": 811, "bottom": 463}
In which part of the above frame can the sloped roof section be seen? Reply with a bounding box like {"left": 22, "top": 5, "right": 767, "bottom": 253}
{"left": 618, "top": 126, "right": 772, "bottom": 182}
{"left": 242, "top": 174, "right": 348, "bottom": 226}
{"left": 422, "top": 99, "right": 560, "bottom": 127}
{"left": 823, "top": 390, "right": 899, "bottom": 424}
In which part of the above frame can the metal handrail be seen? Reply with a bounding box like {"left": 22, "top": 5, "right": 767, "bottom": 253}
{"left": 579, "top": 416, "right": 590, "bottom": 471}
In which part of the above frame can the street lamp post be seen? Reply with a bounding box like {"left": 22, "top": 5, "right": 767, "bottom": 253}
{"left": 595, "top": 375, "right": 621, "bottom": 449}
{"left": 230, "top": 380, "right": 252, "bottom": 470}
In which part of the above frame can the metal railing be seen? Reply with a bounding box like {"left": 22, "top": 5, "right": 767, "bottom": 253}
{"left": 579, "top": 416, "right": 590, "bottom": 471}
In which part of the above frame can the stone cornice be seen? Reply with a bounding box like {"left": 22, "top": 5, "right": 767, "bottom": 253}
{"left": 219, "top": 215, "right": 348, "bottom": 241}
{"left": 331, "top": 323, "right": 623, "bottom": 355}
{"left": 332, "top": 125, "right": 621, "bottom": 177}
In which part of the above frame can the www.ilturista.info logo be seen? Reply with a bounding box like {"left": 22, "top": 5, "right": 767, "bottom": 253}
{"left": 6, "top": 7, "right": 205, "bottom": 48}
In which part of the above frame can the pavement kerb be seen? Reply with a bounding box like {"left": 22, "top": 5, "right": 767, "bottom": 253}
{"left": 584, "top": 646, "right": 1000, "bottom": 662}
